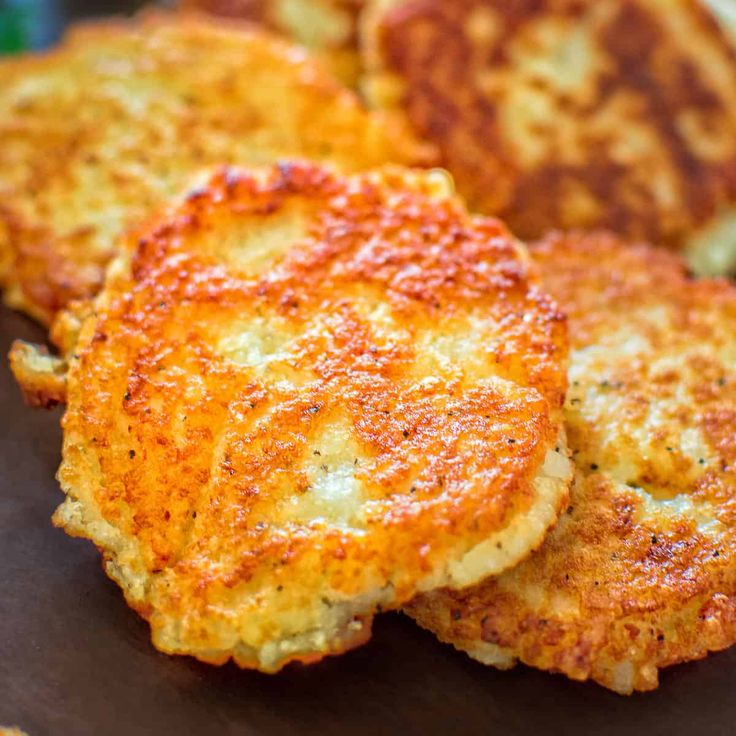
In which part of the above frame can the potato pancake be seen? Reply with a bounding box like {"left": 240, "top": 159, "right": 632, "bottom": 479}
{"left": 407, "top": 231, "right": 736, "bottom": 694}
{"left": 181, "top": 0, "right": 365, "bottom": 85}
{"left": 364, "top": 0, "right": 736, "bottom": 275}
{"left": 38, "top": 163, "right": 572, "bottom": 672}
{"left": 0, "top": 12, "right": 421, "bottom": 325}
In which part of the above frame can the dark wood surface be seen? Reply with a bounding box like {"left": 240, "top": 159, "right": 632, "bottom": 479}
{"left": 2, "top": 311, "right": 736, "bottom": 736}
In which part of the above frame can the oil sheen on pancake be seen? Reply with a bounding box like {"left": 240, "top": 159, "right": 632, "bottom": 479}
{"left": 364, "top": 0, "right": 736, "bottom": 275}
{"left": 407, "top": 231, "right": 736, "bottom": 694}
{"left": 0, "top": 11, "right": 420, "bottom": 324}
{"left": 34, "top": 163, "right": 571, "bottom": 672}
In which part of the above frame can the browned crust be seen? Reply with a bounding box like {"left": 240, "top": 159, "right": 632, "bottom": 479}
{"left": 0, "top": 10, "right": 426, "bottom": 324}
{"left": 365, "top": 0, "right": 736, "bottom": 258}
{"left": 56, "top": 162, "right": 569, "bottom": 671}
{"left": 407, "top": 231, "right": 736, "bottom": 693}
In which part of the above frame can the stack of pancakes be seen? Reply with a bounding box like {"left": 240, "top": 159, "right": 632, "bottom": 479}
{"left": 3, "top": 2, "right": 736, "bottom": 694}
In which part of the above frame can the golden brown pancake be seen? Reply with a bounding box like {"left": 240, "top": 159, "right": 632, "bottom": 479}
{"left": 0, "top": 11, "right": 421, "bottom": 325}
{"left": 181, "top": 0, "right": 365, "bottom": 85}
{"left": 23, "top": 163, "right": 571, "bottom": 672}
{"left": 364, "top": 0, "right": 736, "bottom": 274}
{"left": 407, "top": 231, "right": 736, "bottom": 694}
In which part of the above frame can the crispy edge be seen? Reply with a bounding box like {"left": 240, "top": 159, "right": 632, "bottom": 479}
{"left": 9, "top": 341, "right": 67, "bottom": 409}
{"left": 8, "top": 298, "right": 90, "bottom": 408}
{"left": 407, "top": 230, "right": 736, "bottom": 693}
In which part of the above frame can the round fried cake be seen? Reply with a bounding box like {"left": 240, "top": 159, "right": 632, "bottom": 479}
{"left": 52, "top": 163, "right": 572, "bottom": 672}
{"left": 182, "top": 0, "right": 365, "bottom": 85}
{"left": 363, "top": 0, "right": 736, "bottom": 275}
{"left": 407, "top": 231, "right": 736, "bottom": 694}
{"left": 0, "top": 11, "right": 420, "bottom": 325}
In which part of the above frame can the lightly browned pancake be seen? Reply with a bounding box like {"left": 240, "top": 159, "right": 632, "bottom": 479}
{"left": 407, "top": 231, "right": 736, "bottom": 694}
{"left": 363, "top": 0, "right": 736, "bottom": 275}
{"left": 11, "top": 162, "right": 572, "bottom": 672}
{"left": 0, "top": 10, "right": 424, "bottom": 325}
{"left": 181, "top": 0, "right": 365, "bottom": 85}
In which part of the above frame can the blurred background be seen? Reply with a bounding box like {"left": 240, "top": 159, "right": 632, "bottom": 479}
{"left": 3, "top": 0, "right": 735, "bottom": 56}
{"left": 0, "top": 0, "right": 149, "bottom": 52}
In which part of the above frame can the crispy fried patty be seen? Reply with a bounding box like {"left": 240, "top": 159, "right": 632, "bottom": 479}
{"left": 0, "top": 11, "right": 419, "bottom": 324}
{"left": 407, "top": 231, "right": 736, "bottom": 694}
{"left": 364, "top": 0, "right": 736, "bottom": 274}
{"left": 36, "top": 163, "right": 571, "bottom": 672}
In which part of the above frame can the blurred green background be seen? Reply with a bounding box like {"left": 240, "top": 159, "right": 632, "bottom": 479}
{"left": 0, "top": 0, "right": 148, "bottom": 54}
